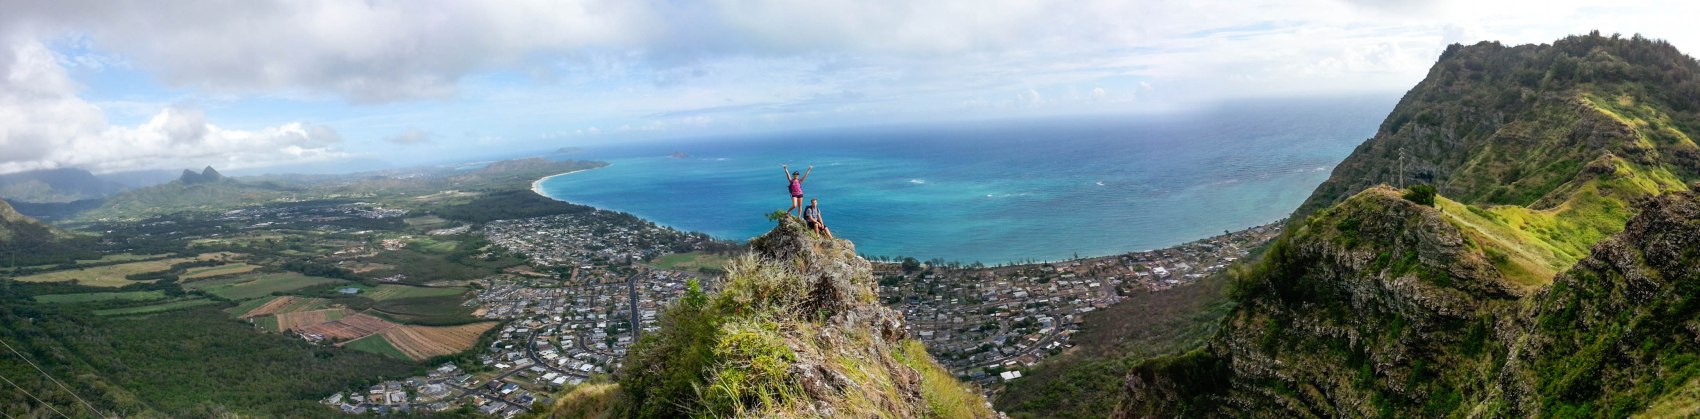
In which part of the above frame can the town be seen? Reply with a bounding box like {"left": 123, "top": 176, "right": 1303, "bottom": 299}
{"left": 319, "top": 212, "right": 1279, "bottom": 414}
{"left": 875, "top": 223, "right": 1282, "bottom": 387}
{"left": 321, "top": 212, "right": 723, "bottom": 416}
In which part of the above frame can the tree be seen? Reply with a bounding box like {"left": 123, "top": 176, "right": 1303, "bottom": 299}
{"left": 900, "top": 257, "right": 921, "bottom": 274}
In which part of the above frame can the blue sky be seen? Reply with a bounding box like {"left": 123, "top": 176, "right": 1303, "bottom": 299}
{"left": 1, "top": 0, "right": 1697, "bottom": 174}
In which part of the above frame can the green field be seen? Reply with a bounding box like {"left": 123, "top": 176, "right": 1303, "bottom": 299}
{"left": 367, "top": 284, "right": 467, "bottom": 301}
{"left": 255, "top": 315, "right": 280, "bottom": 331}
{"left": 181, "top": 263, "right": 260, "bottom": 280}
{"left": 95, "top": 299, "right": 219, "bottom": 316}
{"left": 185, "top": 272, "right": 345, "bottom": 300}
{"left": 34, "top": 290, "right": 169, "bottom": 304}
{"left": 14, "top": 253, "right": 237, "bottom": 287}
{"left": 371, "top": 295, "right": 478, "bottom": 325}
{"left": 649, "top": 251, "right": 730, "bottom": 272}
{"left": 344, "top": 334, "right": 409, "bottom": 360}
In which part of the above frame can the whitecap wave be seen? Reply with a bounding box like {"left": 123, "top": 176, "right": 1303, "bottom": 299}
{"left": 909, "top": 179, "right": 927, "bottom": 185}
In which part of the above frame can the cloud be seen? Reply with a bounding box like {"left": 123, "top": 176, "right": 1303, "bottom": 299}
{"left": 0, "top": 38, "right": 344, "bottom": 174}
{"left": 385, "top": 129, "right": 433, "bottom": 145}
{"left": 1020, "top": 89, "right": 1044, "bottom": 107}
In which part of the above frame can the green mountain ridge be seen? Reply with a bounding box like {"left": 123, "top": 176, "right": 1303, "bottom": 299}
{"left": 1114, "top": 33, "right": 1700, "bottom": 417}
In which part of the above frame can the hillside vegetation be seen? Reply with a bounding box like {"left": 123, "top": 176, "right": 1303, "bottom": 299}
{"left": 543, "top": 217, "right": 995, "bottom": 418}
{"left": 1117, "top": 32, "right": 1700, "bottom": 417}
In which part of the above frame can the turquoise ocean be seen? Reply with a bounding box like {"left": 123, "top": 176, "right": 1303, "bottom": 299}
{"left": 535, "top": 96, "right": 1395, "bottom": 264}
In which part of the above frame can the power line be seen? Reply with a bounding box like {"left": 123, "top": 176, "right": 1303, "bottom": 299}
{"left": 0, "top": 369, "right": 70, "bottom": 419}
{"left": 0, "top": 338, "right": 107, "bottom": 419}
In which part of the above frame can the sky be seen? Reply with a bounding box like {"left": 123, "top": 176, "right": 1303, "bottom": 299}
{"left": 1, "top": 0, "right": 1698, "bottom": 175}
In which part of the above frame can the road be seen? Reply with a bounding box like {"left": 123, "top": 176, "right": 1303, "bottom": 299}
{"left": 627, "top": 270, "right": 641, "bottom": 343}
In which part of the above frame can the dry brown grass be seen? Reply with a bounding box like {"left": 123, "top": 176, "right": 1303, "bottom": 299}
{"left": 379, "top": 322, "right": 496, "bottom": 360}
{"left": 275, "top": 308, "right": 347, "bottom": 331}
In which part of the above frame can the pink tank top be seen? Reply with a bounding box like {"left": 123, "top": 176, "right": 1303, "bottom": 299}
{"left": 789, "top": 178, "right": 803, "bottom": 195}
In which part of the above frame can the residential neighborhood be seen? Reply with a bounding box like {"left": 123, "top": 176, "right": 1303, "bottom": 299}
{"left": 876, "top": 222, "right": 1282, "bottom": 387}
{"left": 322, "top": 215, "right": 1279, "bottom": 414}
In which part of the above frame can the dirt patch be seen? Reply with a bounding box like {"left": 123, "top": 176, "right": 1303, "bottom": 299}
{"left": 298, "top": 313, "right": 400, "bottom": 341}
{"left": 239, "top": 296, "right": 299, "bottom": 319}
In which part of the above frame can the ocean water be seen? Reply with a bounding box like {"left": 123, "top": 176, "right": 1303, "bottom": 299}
{"left": 537, "top": 96, "right": 1394, "bottom": 264}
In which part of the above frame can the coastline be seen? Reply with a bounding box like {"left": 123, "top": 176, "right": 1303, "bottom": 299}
{"left": 526, "top": 171, "right": 1283, "bottom": 266}
{"left": 530, "top": 165, "right": 606, "bottom": 201}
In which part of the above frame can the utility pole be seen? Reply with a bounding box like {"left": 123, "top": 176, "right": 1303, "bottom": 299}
{"left": 1398, "top": 147, "right": 1407, "bottom": 189}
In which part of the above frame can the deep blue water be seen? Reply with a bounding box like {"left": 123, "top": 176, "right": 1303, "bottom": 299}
{"left": 536, "top": 96, "right": 1395, "bottom": 264}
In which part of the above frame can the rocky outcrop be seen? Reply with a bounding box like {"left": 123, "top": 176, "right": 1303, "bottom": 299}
{"left": 593, "top": 216, "right": 996, "bottom": 418}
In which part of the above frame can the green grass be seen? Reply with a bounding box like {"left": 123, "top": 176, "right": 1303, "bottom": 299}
{"left": 1636, "top": 377, "right": 1700, "bottom": 418}
{"left": 34, "top": 290, "right": 168, "bottom": 304}
{"left": 181, "top": 263, "right": 260, "bottom": 280}
{"left": 255, "top": 315, "right": 280, "bottom": 331}
{"left": 343, "top": 334, "right": 409, "bottom": 360}
{"left": 895, "top": 339, "right": 999, "bottom": 418}
{"left": 184, "top": 272, "right": 345, "bottom": 300}
{"left": 1435, "top": 153, "right": 1688, "bottom": 288}
{"left": 649, "top": 251, "right": 731, "bottom": 272}
{"left": 95, "top": 298, "right": 218, "bottom": 316}
{"left": 370, "top": 295, "right": 478, "bottom": 325}
{"left": 366, "top": 284, "right": 466, "bottom": 301}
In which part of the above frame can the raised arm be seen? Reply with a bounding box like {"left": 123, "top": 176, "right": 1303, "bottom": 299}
{"left": 800, "top": 166, "right": 813, "bottom": 182}
{"left": 782, "top": 164, "right": 792, "bottom": 180}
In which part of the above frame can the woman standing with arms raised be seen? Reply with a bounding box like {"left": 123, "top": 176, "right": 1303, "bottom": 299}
{"left": 783, "top": 164, "right": 812, "bottom": 217}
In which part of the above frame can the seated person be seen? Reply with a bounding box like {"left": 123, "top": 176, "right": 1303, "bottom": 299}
{"left": 802, "top": 198, "right": 833, "bottom": 239}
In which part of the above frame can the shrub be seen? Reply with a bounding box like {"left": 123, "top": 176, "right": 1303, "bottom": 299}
{"left": 1404, "top": 184, "right": 1438, "bottom": 206}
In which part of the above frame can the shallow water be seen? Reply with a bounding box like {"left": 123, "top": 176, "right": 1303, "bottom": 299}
{"left": 538, "top": 96, "right": 1393, "bottom": 264}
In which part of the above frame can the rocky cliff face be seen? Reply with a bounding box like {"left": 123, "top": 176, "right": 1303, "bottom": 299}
{"left": 551, "top": 216, "right": 995, "bottom": 418}
{"left": 1117, "top": 189, "right": 1700, "bottom": 417}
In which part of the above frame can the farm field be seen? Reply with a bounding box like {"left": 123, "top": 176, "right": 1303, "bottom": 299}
{"left": 185, "top": 272, "right": 344, "bottom": 300}
{"left": 296, "top": 314, "right": 399, "bottom": 340}
{"left": 377, "top": 322, "right": 498, "bottom": 361}
{"left": 344, "top": 334, "right": 410, "bottom": 360}
{"left": 371, "top": 295, "right": 478, "bottom": 325}
{"left": 34, "top": 290, "right": 168, "bottom": 304}
{"left": 367, "top": 284, "right": 466, "bottom": 301}
{"left": 14, "top": 253, "right": 239, "bottom": 287}
{"left": 648, "top": 251, "right": 729, "bottom": 272}
{"left": 275, "top": 308, "right": 349, "bottom": 331}
{"left": 94, "top": 298, "right": 218, "bottom": 316}
{"left": 181, "top": 263, "right": 260, "bottom": 280}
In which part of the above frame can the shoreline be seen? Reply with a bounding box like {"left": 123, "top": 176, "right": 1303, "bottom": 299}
{"left": 526, "top": 172, "right": 1284, "bottom": 267}
{"left": 530, "top": 165, "right": 606, "bottom": 201}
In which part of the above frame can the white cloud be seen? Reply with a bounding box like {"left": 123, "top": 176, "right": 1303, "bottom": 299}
{"left": 0, "top": 38, "right": 343, "bottom": 174}
{"left": 385, "top": 129, "right": 433, "bottom": 145}
{"left": 5, "top": 0, "right": 1700, "bottom": 169}
{"left": 1020, "top": 89, "right": 1044, "bottom": 107}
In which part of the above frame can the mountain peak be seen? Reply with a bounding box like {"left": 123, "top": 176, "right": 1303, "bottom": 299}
{"left": 179, "top": 166, "right": 226, "bottom": 184}
{"left": 550, "top": 215, "right": 995, "bottom": 417}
